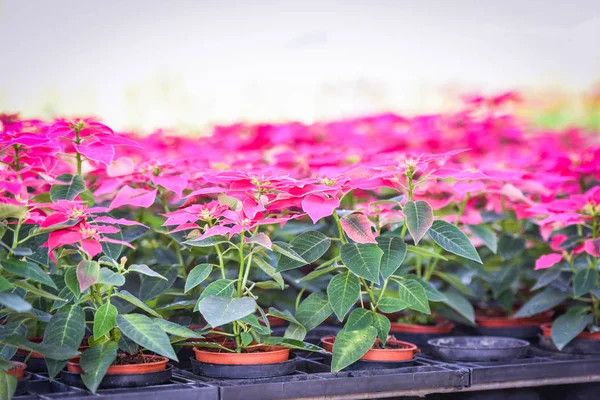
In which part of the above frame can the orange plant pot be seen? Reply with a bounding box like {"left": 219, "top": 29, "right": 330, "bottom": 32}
{"left": 390, "top": 319, "right": 455, "bottom": 334}
{"left": 476, "top": 310, "right": 553, "bottom": 328}
{"left": 193, "top": 345, "right": 290, "bottom": 365}
{"left": 320, "top": 335, "right": 418, "bottom": 362}
{"left": 7, "top": 361, "right": 26, "bottom": 380}
{"left": 67, "top": 354, "right": 168, "bottom": 375}
{"left": 541, "top": 322, "right": 600, "bottom": 340}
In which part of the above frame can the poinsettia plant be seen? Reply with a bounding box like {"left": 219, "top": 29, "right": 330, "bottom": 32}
{"left": 292, "top": 155, "right": 483, "bottom": 371}
{"left": 520, "top": 186, "right": 600, "bottom": 349}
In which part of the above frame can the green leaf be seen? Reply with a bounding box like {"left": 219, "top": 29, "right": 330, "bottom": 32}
{"left": 397, "top": 278, "right": 430, "bottom": 314}
{"left": 267, "top": 308, "right": 301, "bottom": 325}
{"left": 50, "top": 286, "right": 74, "bottom": 311}
{"left": 340, "top": 243, "right": 383, "bottom": 283}
{"left": 573, "top": 268, "right": 598, "bottom": 297}
{"left": 183, "top": 235, "right": 229, "bottom": 247}
{"left": 434, "top": 271, "right": 474, "bottom": 297}
{"left": 43, "top": 305, "right": 86, "bottom": 354}
{"left": 276, "top": 231, "right": 331, "bottom": 272}
{"left": 295, "top": 293, "right": 333, "bottom": 331}
{"left": 407, "top": 245, "right": 448, "bottom": 261}
{"left": 116, "top": 314, "right": 178, "bottom": 360}
{"left": 403, "top": 200, "right": 434, "bottom": 244}
{"left": 0, "top": 259, "right": 56, "bottom": 289}
{"left": 300, "top": 264, "right": 340, "bottom": 282}
{"left": 428, "top": 220, "right": 482, "bottom": 263}
{"left": 113, "top": 290, "right": 162, "bottom": 318}
{"left": 80, "top": 341, "right": 118, "bottom": 393}
{"left": 513, "top": 287, "right": 568, "bottom": 318}
{"left": 467, "top": 224, "right": 498, "bottom": 254}
{"left": 0, "top": 335, "right": 80, "bottom": 360}
{"left": 552, "top": 308, "right": 593, "bottom": 350}
{"left": 77, "top": 260, "right": 100, "bottom": 292}
{"left": 377, "top": 297, "right": 409, "bottom": 313}
{"left": 331, "top": 327, "right": 377, "bottom": 372}
{"left": 93, "top": 302, "right": 118, "bottom": 340}
{"left": 327, "top": 272, "right": 360, "bottom": 321}
{"left": 531, "top": 267, "right": 562, "bottom": 291}
{"left": 284, "top": 323, "right": 307, "bottom": 341}
{"left": 198, "top": 296, "right": 257, "bottom": 328}
{"left": 272, "top": 242, "right": 307, "bottom": 265}
{"left": 153, "top": 319, "right": 205, "bottom": 338}
{"left": 195, "top": 279, "right": 236, "bottom": 311}
{"left": 0, "top": 293, "right": 31, "bottom": 312}
{"left": 184, "top": 264, "right": 213, "bottom": 293}
{"left": 0, "top": 203, "right": 27, "bottom": 219}
{"left": 497, "top": 235, "right": 525, "bottom": 260}
{"left": 97, "top": 268, "right": 126, "bottom": 286}
{"left": 405, "top": 275, "right": 447, "bottom": 302}
{"left": 138, "top": 264, "right": 177, "bottom": 301}
{"left": 0, "top": 322, "right": 27, "bottom": 360}
{"left": 64, "top": 267, "right": 80, "bottom": 298}
{"left": 0, "top": 370, "right": 17, "bottom": 400}
{"left": 441, "top": 291, "right": 475, "bottom": 324}
{"left": 262, "top": 337, "right": 326, "bottom": 353}
{"left": 345, "top": 308, "right": 373, "bottom": 331}
{"left": 128, "top": 264, "right": 167, "bottom": 280}
{"left": 376, "top": 237, "right": 407, "bottom": 280}
{"left": 253, "top": 257, "right": 284, "bottom": 289}
{"left": 50, "top": 174, "right": 86, "bottom": 201}
{"left": 372, "top": 313, "right": 391, "bottom": 344}
{"left": 12, "top": 280, "right": 66, "bottom": 301}
{"left": 0, "top": 276, "right": 13, "bottom": 292}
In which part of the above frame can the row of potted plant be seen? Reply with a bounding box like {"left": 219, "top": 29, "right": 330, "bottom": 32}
{"left": 0, "top": 93, "right": 598, "bottom": 397}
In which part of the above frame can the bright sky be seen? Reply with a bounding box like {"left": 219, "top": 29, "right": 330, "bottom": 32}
{"left": 1, "top": 0, "right": 599, "bottom": 130}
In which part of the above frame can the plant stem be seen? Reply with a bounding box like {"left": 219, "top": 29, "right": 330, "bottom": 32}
{"left": 74, "top": 129, "right": 82, "bottom": 175}
{"left": 332, "top": 212, "right": 347, "bottom": 244}
{"left": 215, "top": 244, "right": 226, "bottom": 279}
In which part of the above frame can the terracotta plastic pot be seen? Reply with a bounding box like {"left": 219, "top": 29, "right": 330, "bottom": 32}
{"left": 476, "top": 310, "right": 553, "bottom": 328}
{"left": 193, "top": 345, "right": 290, "bottom": 365}
{"left": 67, "top": 354, "right": 168, "bottom": 375}
{"left": 7, "top": 361, "right": 26, "bottom": 380}
{"left": 541, "top": 322, "right": 600, "bottom": 340}
{"left": 320, "top": 335, "right": 418, "bottom": 362}
{"left": 265, "top": 315, "right": 287, "bottom": 327}
{"left": 390, "top": 319, "right": 455, "bottom": 334}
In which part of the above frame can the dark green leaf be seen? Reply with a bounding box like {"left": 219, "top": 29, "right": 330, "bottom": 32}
{"left": 295, "top": 293, "right": 333, "bottom": 331}
{"left": 340, "top": 243, "right": 383, "bottom": 283}
{"left": 97, "top": 268, "right": 126, "bottom": 286}
{"left": 440, "top": 291, "right": 475, "bottom": 324}
{"left": 513, "top": 287, "right": 568, "bottom": 318}
{"left": 398, "top": 278, "right": 430, "bottom": 314}
{"left": 116, "top": 314, "right": 178, "bottom": 360}
{"left": 345, "top": 308, "right": 373, "bottom": 331}
{"left": 376, "top": 237, "right": 407, "bottom": 280}
{"left": 50, "top": 174, "right": 86, "bottom": 201}
{"left": 93, "top": 302, "right": 118, "bottom": 340}
{"left": 198, "top": 296, "right": 257, "bottom": 328}
{"left": 114, "top": 290, "right": 162, "bottom": 318}
{"left": 128, "top": 264, "right": 167, "bottom": 280}
{"left": 573, "top": 268, "right": 598, "bottom": 297}
{"left": 0, "top": 259, "right": 56, "bottom": 289}
{"left": 80, "top": 341, "right": 118, "bottom": 393}
{"left": 331, "top": 327, "right": 377, "bottom": 372}
{"left": 185, "top": 264, "right": 213, "bottom": 293}
{"left": 377, "top": 297, "right": 409, "bottom": 313}
{"left": 0, "top": 293, "right": 31, "bottom": 312}
{"left": 403, "top": 200, "right": 434, "bottom": 244}
{"left": 552, "top": 308, "right": 593, "bottom": 350}
{"left": 327, "top": 272, "right": 360, "bottom": 321}
{"left": 467, "top": 224, "right": 498, "bottom": 254}
{"left": 428, "top": 220, "right": 482, "bottom": 263}
{"left": 276, "top": 231, "right": 331, "bottom": 272}
{"left": 372, "top": 312, "right": 391, "bottom": 344}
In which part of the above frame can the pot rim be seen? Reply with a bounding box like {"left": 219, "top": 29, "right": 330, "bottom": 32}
{"left": 67, "top": 354, "right": 169, "bottom": 375}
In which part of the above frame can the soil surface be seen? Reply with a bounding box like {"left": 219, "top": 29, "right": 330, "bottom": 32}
{"left": 112, "top": 354, "right": 165, "bottom": 365}
{"left": 396, "top": 314, "right": 437, "bottom": 326}
{"left": 372, "top": 341, "right": 410, "bottom": 350}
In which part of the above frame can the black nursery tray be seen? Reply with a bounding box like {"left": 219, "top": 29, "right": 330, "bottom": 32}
{"left": 175, "top": 356, "right": 470, "bottom": 400}
{"left": 422, "top": 345, "right": 600, "bottom": 385}
{"left": 13, "top": 371, "right": 218, "bottom": 400}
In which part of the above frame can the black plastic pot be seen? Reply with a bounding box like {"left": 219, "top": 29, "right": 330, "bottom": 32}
{"left": 15, "top": 372, "right": 31, "bottom": 396}
{"left": 60, "top": 364, "right": 173, "bottom": 389}
{"left": 471, "top": 324, "right": 542, "bottom": 340}
{"left": 190, "top": 354, "right": 297, "bottom": 379}
{"left": 428, "top": 336, "right": 529, "bottom": 361}
{"left": 320, "top": 353, "right": 417, "bottom": 371}
{"left": 539, "top": 336, "right": 600, "bottom": 355}
{"left": 11, "top": 355, "right": 47, "bottom": 373}
{"left": 388, "top": 331, "right": 452, "bottom": 346}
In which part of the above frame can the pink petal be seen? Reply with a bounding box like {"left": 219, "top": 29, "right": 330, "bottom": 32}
{"left": 246, "top": 233, "right": 272, "bottom": 249}
{"left": 75, "top": 141, "right": 115, "bottom": 165}
{"left": 301, "top": 194, "right": 340, "bottom": 223}
{"left": 107, "top": 157, "right": 135, "bottom": 177}
{"left": 109, "top": 186, "right": 157, "bottom": 210}
{"left": 152, "top": 175, "right": 188, "bottom": 197}
{"left": 80, "top": 239, "right": 103, "bottom": 258}
{"left": 99, "top": 237, "right": 135, "bottom": 249}
{"left": 340, "top": 213, "right": 376, "bottom": 243}
{"left": 46, "top": 230, "right": 84, "bottom": 252}
{"left": 550, "top": 234, "right": 568, "bottom": 252}
{"left": 584, "top": 239, "right": 600, "bottom": 257}
{"left": 535, "top": 253, "right": 563, "bottom": 270}
{"left": 40, "top": 213, "right": 70, "bottom": 228}
{"left": 92, "top": 216, "right": 148, "bottom": 227}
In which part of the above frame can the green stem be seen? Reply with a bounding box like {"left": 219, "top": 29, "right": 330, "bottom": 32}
{"left": 236, "top": 235, "right": 245, "bottom": 297}
{"left": 332, "top": 212, "right": 347, "bottom": 244}
{"left": 455, "top": 195, "right": 469, "bottom": 226}
{"left": 361, "top": 278, "right": 377, "bottom": 310}
{"left": 74, "top": 129, "right": 82, "bottom": 175}
{"left": 215, "top": 244, "right": 226, "bottom": 279}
